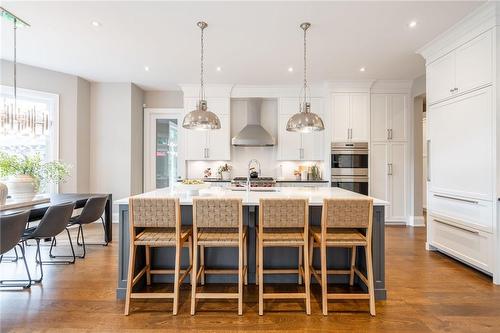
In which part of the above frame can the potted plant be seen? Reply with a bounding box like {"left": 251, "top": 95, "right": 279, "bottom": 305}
{"left": 217, "top": 163, "right": 232, "bottom": 181}
{"left": 0, "top": 152, "right": 70, "bottom": 200}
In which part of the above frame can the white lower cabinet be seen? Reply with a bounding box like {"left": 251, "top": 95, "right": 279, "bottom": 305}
{"left": 428, "top": 212, "right": 493, "bottom": 273}
{"left": 370, "top": 142, "right": 407, "bottom": 223}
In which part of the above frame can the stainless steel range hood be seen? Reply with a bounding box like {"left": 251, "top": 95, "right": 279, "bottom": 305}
{"left": 232, "top": 98, "right": 275, "bottom": 147}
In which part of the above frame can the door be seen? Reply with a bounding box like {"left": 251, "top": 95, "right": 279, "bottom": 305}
{"left": 427, "top": 52, "right": 455, "bottom": 104}
{"left": 331, "top": 94, "right": 350, "bottom": 142}
{"left": 370, "top": 94, "right": 389, "bottom": 142}
{"left": 388, "top": 143, "right": 407, "bottom": 222}
{"left": 389, "top": 94, "right": 407, "bottom": 141}
{"left": 278, "top": 114, "right": 301, "bottom": 160}
{"left": 207, "top": 114, "right": 230, "bottom": 160}
{"left": 349, "top": 93, "right": 369, "bottom": 142}
{"left": 455, "top": 30, "right": 493, "bottom": 94}
{"left": 144, "top": 109, "right": 183, "bottom": 192}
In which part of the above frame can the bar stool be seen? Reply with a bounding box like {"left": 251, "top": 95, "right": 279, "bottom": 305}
{"left": 310, "top": 198, "right": 375, "bottom": 316}
{"left": 257, "top": 198, "right": 311, "bottom": 315}
{"left": 191, "top": 198, "right": 247, "bottom": 315}
{"left": 124, "top": 197, "right": 192, "bottom": 316}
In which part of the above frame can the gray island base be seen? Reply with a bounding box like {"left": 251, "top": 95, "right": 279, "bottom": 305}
{"left": 116, "top": 187, "right": 387, "bottom": 300}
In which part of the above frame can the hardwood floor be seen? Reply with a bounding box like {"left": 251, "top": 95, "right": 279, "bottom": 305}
{"left": 1, "top": 224, "right": 499, "bottom": 332}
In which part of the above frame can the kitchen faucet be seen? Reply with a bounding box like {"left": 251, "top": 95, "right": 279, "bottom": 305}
{"left": 247, "top": 159, "right": 261, "bottom": 192}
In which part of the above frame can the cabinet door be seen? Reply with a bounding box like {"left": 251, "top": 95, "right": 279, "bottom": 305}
{"left": 301, "top": 98, "right": 324, "bottom": 160}
{"left": 370, "top": 94, "right": 389, "bottom": 141}
{"left": 455, "top": 30, "right": 493, "bottom": 94}
{"left": 279, "top": 97, "right": 300, "bottom": 115}
{"left": 370, "top": 142, "right": 389, "bottom": 202}
{"left": 427, "top": 52, "right": 455, "bottom": 104}
{"left": 277, "top": 115, "right": 301, "bottom": 160}
{"left": 349, "top": 93, "right": 369, "bottom": 142}
{"left": 207, "top": 114, "right": 230, "bottom": 160}
{"left": 388, "top": 143, "right": 407, "bottom": 222}
{"left": 331, "top": 94, "right": 350, "bottom": 142}
{"left": 428, "top": 88, "right": 493, "bottom": 200}
{"left": 389, "top": 94, "right": 407, "bottom": 141}
{"left": 207, "top": 97, "right": 230, "bottom": 116}
{"left": 184, "top": 98, "right": 208, "bottom": 160}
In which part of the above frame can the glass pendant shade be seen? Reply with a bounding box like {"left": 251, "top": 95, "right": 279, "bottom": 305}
{"left": 182, "top": 100, "right": 221, "bottom": 130}
{"left": 286, "top": 102, "right": 324, "bottom": 133}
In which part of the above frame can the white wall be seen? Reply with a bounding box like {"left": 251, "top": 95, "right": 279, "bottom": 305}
{"left": 0, "top": 60, "right": 90, "bottom": 193}
{"left": 90, "top": 83, "right": 144, "bottom": 205}
{"left": 144, "top": 90, "right": 183, "bottom": 108}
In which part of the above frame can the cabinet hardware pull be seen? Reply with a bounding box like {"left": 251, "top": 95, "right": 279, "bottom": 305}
{"left": 449, "top": 88, "right": 454, "bottom": 93}
{"left": 387, "top": 163, "right": 393, "bottom": 175}
{"left": 454, "top": 87, "right": 459, "bottom": 92}
{"left": 433, "top": 194, "right": 478, "bottom": 205}
{"left": 426, "top": 140, "right": 430, "bottom": 182}
{"left": 433, "top": 218, "right": 480, "bottom": 235}
{"left": 387, "top": 129, "right": 390, "bottom": 140}
{"left": 389, "top": 129, "right": 393, "bottom": 140}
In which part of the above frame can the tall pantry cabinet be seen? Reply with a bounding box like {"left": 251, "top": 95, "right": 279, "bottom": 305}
{"left": 370, "top": 94, "right": 409, "bottom": 223}
{"left": 418, "top": 3, "right": 498, "bottom": 281}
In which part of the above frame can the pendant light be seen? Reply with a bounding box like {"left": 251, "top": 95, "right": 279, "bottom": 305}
{"left": 182, "top": 21, "right": 221, "bottom": 130}
{"left": 286, "top": 22, "right": 324, "bottom": 133}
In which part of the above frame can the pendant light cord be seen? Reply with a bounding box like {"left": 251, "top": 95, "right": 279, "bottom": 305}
{"left": 303, "top": 24, "right": 307, "bottom": 99}
{"left": 200, "top": 24, "right": 205, "bottom": 102}
{"left": 14, "top": 17, "right": 17, "bottom": 114}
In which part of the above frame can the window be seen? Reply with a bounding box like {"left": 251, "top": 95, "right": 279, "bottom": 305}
{"left": 0, "top": 85, "right": 59, "bottom": 192}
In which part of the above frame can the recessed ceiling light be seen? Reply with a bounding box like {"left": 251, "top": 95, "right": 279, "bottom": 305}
{"left": 91, "top": 21, "right": 101, "bottom": 27}
{"left": 288, "top": 67, "right": 294, "bottom": 72}
{"left": 408, "top": 21, "right": 417, "bottom": 28}
{"left": 359, "top": 67, "right": 366, "bottom": 72}
{"left": 144, "top": 66, "right": 150, "bottom": 72}
{"left": 216, "top": 66, "right": 222, "bottom": 72}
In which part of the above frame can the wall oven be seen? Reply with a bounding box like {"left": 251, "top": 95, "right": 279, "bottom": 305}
{"left": 331, "top": 142, "right": 369, "bottom": 195}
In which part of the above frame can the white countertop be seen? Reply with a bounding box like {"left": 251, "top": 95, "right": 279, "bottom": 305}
{"left": 115, "top": 186, "right": 388, "bottom": 206}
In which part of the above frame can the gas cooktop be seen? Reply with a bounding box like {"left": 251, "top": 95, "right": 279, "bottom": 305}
{"left": 231, "top": 177, "right": 276, "bottom": 187}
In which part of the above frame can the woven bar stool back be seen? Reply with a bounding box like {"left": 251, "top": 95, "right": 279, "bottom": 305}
{"left": 260, "top": 198, "right": 308, "bottom": 228}
{"left": 131, "top": 197, "right": 178, "bottom": 228}
{"left": 193, "top": 198, "right": 241, "bottom": 228}
{"left": 324, "top": 198, "right": 373, "bottom": 229}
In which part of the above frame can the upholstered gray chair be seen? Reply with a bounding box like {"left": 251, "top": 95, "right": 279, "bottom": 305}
{"left": 23, "top": 202, "right": 75, "bottom": 283}
{"left": 0, "top": 211, "right": 31, "bottom": 289}
{"left": 68, "top": 195, "right": 108, "bottom": 259}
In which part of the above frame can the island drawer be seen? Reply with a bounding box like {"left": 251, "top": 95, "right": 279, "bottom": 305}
{"left": 428, "top": 192, "right": 494, "bottom": 233}
{"left": 428, "top": 213, "right": 493, "bottom": 274}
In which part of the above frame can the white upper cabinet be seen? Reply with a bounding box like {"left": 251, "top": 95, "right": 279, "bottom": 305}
{"left": 277, "top": 97, "right": 324, "bottom": 161}
{"left": 427, "top": 30, "right": 492, "bottom": 105}
{"left": 331, "top": 93, "right": 369, "bottom": 142}
{"left": 183, "top": 97, "right": 230, "bottom": 160}
{"left": 370, "top": 94, "right": 408, "bottom": 142}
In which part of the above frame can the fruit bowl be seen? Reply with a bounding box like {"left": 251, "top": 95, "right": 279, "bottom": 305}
{"left": 176, "top": 180, "right": 210, "bottom": 195}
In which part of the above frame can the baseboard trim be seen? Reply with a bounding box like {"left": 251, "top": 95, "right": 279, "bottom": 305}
{"left": 408, "top": 215, "right": 426, "bottom": 227}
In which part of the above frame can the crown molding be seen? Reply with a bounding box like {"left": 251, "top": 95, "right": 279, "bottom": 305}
{"left": 325, "top": 80, "right": 375, "bottom": 93}
{"left": 416, "top": 2, "right": 496, "bottom": 63}
{"left": 230, "top": 84, "right": 325, "bottom": 98}
{"left": 371, "top": 80, "right": 412, "bottom": 94}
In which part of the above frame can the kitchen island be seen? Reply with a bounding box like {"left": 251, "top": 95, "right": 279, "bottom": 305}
{"left": 115, "top": 187, "right": 388, "bottom": 300}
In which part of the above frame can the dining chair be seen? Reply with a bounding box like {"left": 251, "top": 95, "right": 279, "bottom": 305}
{"left": 190, "top": 197, "right": 247, "bottom": 315}
{"left": 257, "top": 198, "right": 311, "bottom": 315}
{"left": 0, "top": 211, "right": 31, "bottom": 289}
{"left": 22, "top": 202, "right": 76, "bottom": 283}
{"left": 125, "top": 197, "right": 192, "bottom": 316}
{"left": 309, "top": 198, "right": 375, "bottom": 316}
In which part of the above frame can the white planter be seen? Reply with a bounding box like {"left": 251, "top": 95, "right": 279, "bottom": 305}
{"left": 0, "top": 181, "right": 8, "bottom": 205}
{"left": 6, "top": 175, "right": 37, "bottom": 200}
{"left": 220, "top": 171, "right": 231, "bottom": 181}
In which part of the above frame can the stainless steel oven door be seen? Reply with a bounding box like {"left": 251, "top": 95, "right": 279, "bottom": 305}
{"left": 331, "top": 176, "right": 369, "bottom": 195}
{"left": 331, "top": 142, "right": 369, "bottom": 176}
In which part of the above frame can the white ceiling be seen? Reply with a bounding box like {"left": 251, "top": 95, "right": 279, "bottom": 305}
{"left": 1, "top": 1, "right": 483, "bottom": 90}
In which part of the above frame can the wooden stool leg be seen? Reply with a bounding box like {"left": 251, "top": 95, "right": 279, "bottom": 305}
{"left": 200, "top": 245, "right": 205, "bottom": 285}
{"left": 258, "top": 238, "right": 264, "bottom": 316}
{"left": 124, "top": 244, "right": 136, "bottom": 315}
{"left": 298, "top": 246, "right": 303, "bottom": 285}
{"left": 145, "top": 245, "right": 151, "bottom": 286}
{"left": 238, "top": 236, "right": 243, "bottom": 315}
{"left": 244, "top": 236, "right": 248, "bottom": 285}
{"left": 188, "top": 236, "right": 193, "bottom": 285}
{"left": 321, "top": 242, "right": 328, "bottom": 316}
{"left": 349, "top": 246, "right": 357, "bottom": 286}
{"left": 303, "top": 242, "right": 311, "bottom": 315}
{"left": 190, "top": 239, "right": 198, "bottom": 315}
{"left": 365, "top": 245, "right": 376, "bottom": 316}
{"left": 255, "top": 233, "right": 258, "bottom": 286}
{"left": 309, "top": 236, "right": 314, "bottom": 280}
{"left": 173, "top": 240, "right": 182, "bottom": 315}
